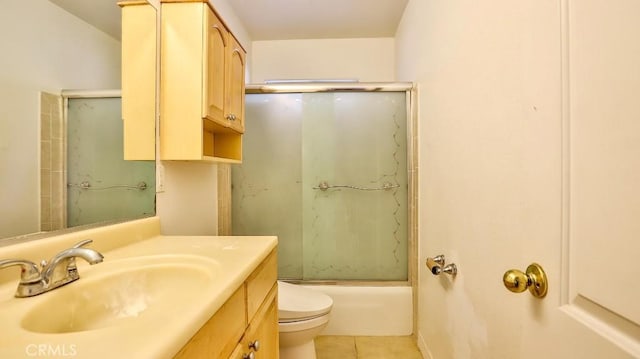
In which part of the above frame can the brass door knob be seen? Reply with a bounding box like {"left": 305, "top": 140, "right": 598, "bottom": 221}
{"left": 502, "top": 263, "right": 548, "bottom": 298}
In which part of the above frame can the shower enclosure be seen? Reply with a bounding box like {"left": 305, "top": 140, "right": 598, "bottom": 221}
{"left": 232, "top": 83, "right": 416, "bottom": 283}
{"left": 64, "top": 92, "right": 155, "bottom": 227}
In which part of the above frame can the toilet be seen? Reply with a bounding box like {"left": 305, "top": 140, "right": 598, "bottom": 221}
{"left": 278, "top": 281, "right": 333, "bottom": 359}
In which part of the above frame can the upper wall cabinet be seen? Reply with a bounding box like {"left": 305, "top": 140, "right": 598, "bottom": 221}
{"left": 120, "top": 1, "right": 157, "bottom": 160}
{"left": 160, "top": 0, "right": 246, "bottom": 162}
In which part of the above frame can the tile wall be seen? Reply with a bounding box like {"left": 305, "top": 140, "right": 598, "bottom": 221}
{"left": 39, "top": 92, "right": 65, "bottom": 231}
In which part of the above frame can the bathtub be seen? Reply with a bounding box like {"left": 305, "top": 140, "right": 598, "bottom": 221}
{"left": 301, "top": 284, "right": 413, "bottom": 336}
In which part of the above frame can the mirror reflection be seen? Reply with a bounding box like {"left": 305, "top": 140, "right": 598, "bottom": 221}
{"left": 0, "top": 1, "right": 155, "bottom": 241}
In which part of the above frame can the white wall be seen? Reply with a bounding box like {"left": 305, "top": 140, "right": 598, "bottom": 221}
{"left": 251, "top": 38, "right": 395, "bottom": 83}
{"left": 156, "top": 161, "right": 219, "bottom": 235}
{"left": 395, "top": 0, "right": 563, "bottom": 358}
{"left": 0, "top": 1, "right": 120, "bottom": 239}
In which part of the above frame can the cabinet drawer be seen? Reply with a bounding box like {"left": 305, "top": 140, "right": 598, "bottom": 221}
{"left": 245, "top": 250, "right": 277, "bottom": 322}
{"left": 174, "top": 285, "right": 246, "bottom": 359}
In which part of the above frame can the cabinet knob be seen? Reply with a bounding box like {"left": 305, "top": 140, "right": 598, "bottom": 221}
{"left": 226, "top": 114, "right": 236, "bottom": 121}
{"left": 249, "top": 340, "right": 260, "bottom": 351}
{"left": 242, "top": 352, "right": 255, "bottom": 359}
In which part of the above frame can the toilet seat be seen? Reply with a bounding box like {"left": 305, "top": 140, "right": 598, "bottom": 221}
{"left": 278, "top": 281, "right": 333, "bottom": 322}
{"left": 278, "top": 313, "right": 331, "bottom": 332}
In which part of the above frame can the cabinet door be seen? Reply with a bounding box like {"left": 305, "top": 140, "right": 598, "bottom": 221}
{"left": 204, "top": 8, "right": 228, "bottom": 126}
{"left": 227, "top": 344, "right": 244, "bottom": 359}
{"left": 121, "top": 2, "right": 156, "bottom": 160}
{"left": 242, "top": 288, "right": 279, "bottom": 359}
{"left": 225, "top": 34, "right": 246, "bottom": 133}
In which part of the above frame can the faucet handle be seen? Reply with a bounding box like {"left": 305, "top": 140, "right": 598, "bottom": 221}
{"left": 0, "top": 259, "right": 41, "bottom": 283}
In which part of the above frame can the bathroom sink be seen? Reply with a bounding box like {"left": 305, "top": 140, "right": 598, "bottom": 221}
{"left": 20, "top": 255, "right": 218, "bottom": 334}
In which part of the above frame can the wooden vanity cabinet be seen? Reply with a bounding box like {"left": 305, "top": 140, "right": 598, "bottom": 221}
{"left": 174, "top": 250, "right": 278, "bottom": 359}
{"left": 160, "top": 0, "right": 246, "bottom": 163}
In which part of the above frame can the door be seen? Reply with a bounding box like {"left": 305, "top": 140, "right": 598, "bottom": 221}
{"left": 232, "top": 91, "right": 409, "bottom": 281}
{"left": 406, "top": 0, "right": 640, "bottom": 357}
{"left": 520, "top": 0, "right": 640, "bottom": 357}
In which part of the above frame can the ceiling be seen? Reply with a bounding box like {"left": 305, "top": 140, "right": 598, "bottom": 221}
{"left": 227, "top": 0, "right": 409, "bottom": 40}
{"left": 48, "top": 0, "right": 409, "bottom": 41}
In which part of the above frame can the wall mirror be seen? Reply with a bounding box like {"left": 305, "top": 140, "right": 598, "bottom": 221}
{"left": 0, "top": 0, "right": 157, "bottom": 245}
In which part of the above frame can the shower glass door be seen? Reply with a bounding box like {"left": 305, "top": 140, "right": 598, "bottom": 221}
{"left": 66, "top": 97, "right": 155, "bottom": 227}
{"left": 233, "top": 90, "right": 408, "bottom": 281}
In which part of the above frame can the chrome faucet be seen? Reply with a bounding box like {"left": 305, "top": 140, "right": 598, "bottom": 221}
{"left": 0, "top": 239, "right": 103, "bottom": 297}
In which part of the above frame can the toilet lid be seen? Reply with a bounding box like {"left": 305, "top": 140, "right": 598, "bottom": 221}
{"left": 278, "top": 281, "right": 333, "bottom": 321}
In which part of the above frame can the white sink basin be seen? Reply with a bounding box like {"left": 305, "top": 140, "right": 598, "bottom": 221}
{"left": 21, "top": 255, "right": 218, "bottom": 334}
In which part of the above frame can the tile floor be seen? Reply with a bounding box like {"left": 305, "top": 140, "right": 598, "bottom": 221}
{"left": 315, "top": 336, "right": 423, "bottom": 359}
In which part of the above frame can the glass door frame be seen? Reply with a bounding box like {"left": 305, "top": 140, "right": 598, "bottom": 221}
{"left": 245, "top": 82, "right": 418, "bottom": 288}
